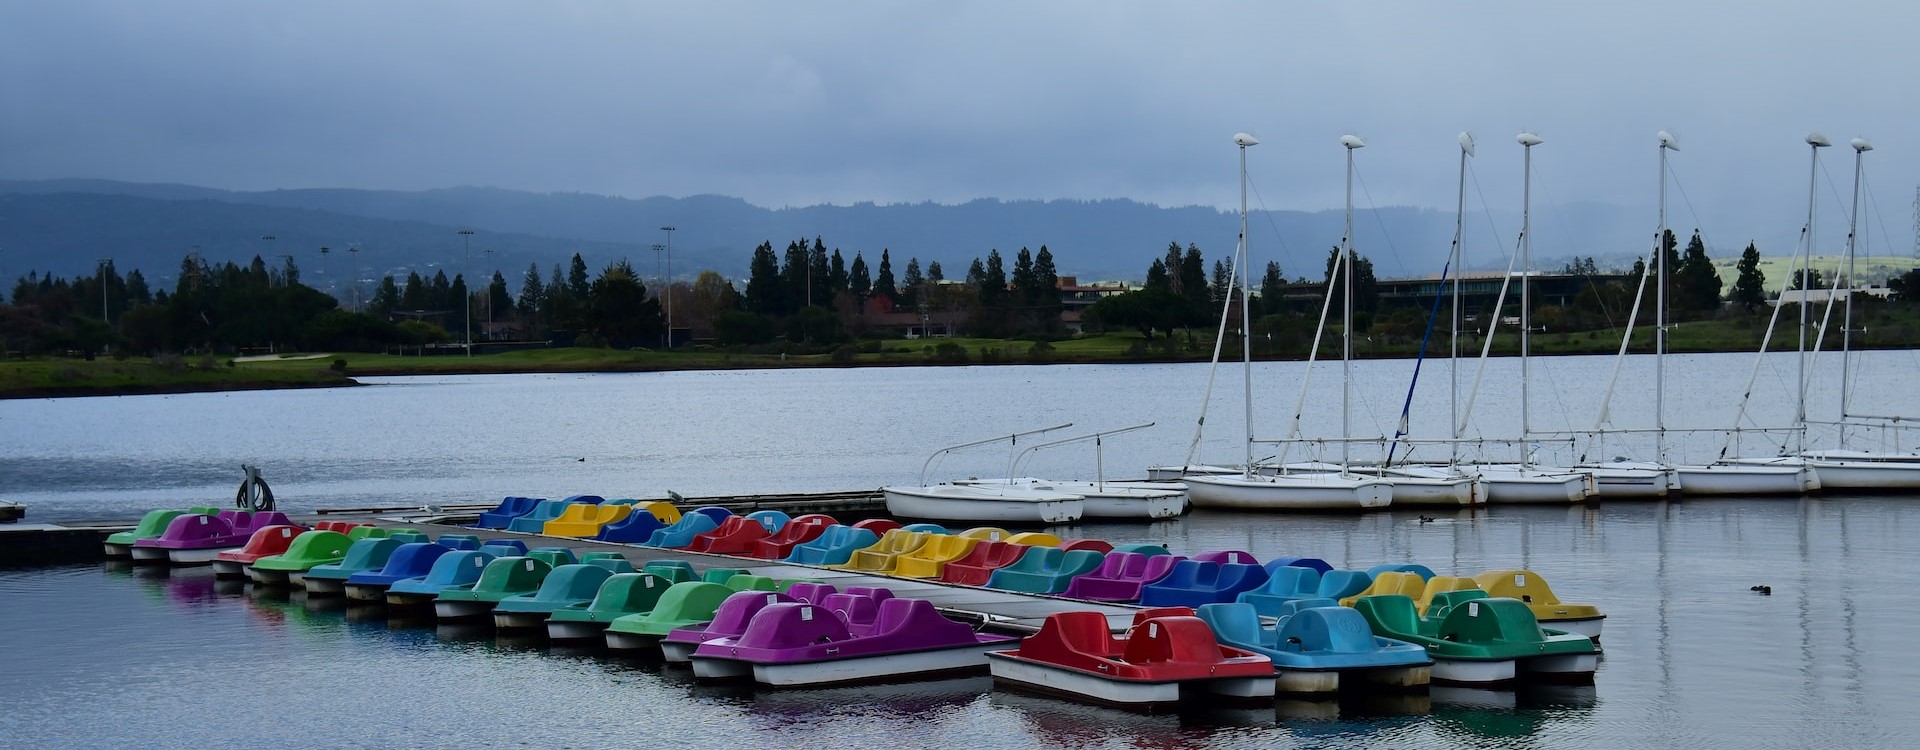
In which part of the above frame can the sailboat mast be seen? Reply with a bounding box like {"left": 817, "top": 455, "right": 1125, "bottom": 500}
{"left": 1842, "top": 138, "right": 1873, "bottom": 432}
{"left": 1657, "top": 131, "right": 1678, "bottom": 464}
{"left": 1800, "top": 133, "right": 1831, "bottom": 454}
{"left": 1342, "top": 135, "right": 1365, "bottom": 470}
{"left": 1517, "top": 132, "right": 1543, "bottom": 466}
{"left": 1236, "top": 133, "right": 1259, "bottom": 475}
{"left": 1451, "top": 133, "right": 1474, "bottom": 462}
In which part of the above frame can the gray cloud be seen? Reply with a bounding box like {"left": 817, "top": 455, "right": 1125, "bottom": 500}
{"left": 2, "top": 0, "right": 1914, "bottom": 263}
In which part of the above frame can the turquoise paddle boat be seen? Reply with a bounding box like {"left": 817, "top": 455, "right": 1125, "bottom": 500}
{"left": 387, "top": 550, "right": 495, "bottom": 607}
{"left": 301, "top": 537, "right": 406, "bottom": 596}
{"left": 1198, "top": 600, "right": 1431, "bottom": 695}
{"left": 492, "top": 563, "right": 617, "bottom": 630}
{"left": 547, "top": 572, "right": 675, "bottom": 641}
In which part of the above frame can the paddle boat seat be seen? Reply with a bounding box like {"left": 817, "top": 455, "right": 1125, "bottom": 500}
{"left": 832, "top": 529, "right": 936, "bottom": 573}
{"left": 387, "top": 531, "right": 432, "bottom": 544}
{"left": 387, "top": 550, "right": 496, "bottom": 601}
{"left": 701, "top": 567, "right": 749, "bottom": 585}
{"left": 434, "top": 556, "right": 555, "bottom": 620}
{"left": 687, "top": 506, "right": 736, "bottom": 524}
{"left": 474, "top": 497, "right": 541, "bottom": 529}
{"left": 992, "top": 609, "right": 1272, "bottom": 683}
{"left": 1368, "top": 563, "right": 1436, "bottom": 580}
{"left": 685, "top": 516, "right": 774, "bottom": 554}
{"left": 749, "top": 514, "right": 836, "bottom": 559}
{"left": 642, "top": 513, "right": 721, "bottom": 549}
{"left": 1001, "top": 531, "right": 1061, "bottom": 547}
{"left": 548, "top": 572, "right": 675, "bottom": 637}
{"left": 1136, "top": 559, "right": 1270, "bottom": 607}
{"left": 958, "top": 526, "right": 1011, "bottom": 541}
{"left": 1472, "top": 569, "right": 1605, "bottom": 638}
{"left": 433, "top": 534, "right": 481, "bottom": 550}
{"left": 986, "top": 548, "right": 1106, "bottom": 594}
{"left": 135, "top": 512, "right": 241, "bottom": 556}
{"left": 543, "top": 503, "right": 634, "bottom": 538}
{"left": 346, "top": 542, "right": 450, "bottom": 588}
{"left": 213, "top": 525, "right": 305, "bottom": 572}
{"left": 594, "top": 510, "right": 671, "bottom": 544}
{"left": 252, "top": 530, "right": 353, "bottom": 572}
{"left": 1237, "top": 565, "right": 1324, "bottom": 617}
{"left": 900, "top": 523, "right": 948, "bottom": 534}
{"left": 1417, "top": 576, "right": 1483, "bottom": 615}
{"left": 849, "top": 518, "right": 901, "bottom": 536}
{"left": 1193, "top": 549, "right": 1259, "bottom": 565}
{"left": 821, "top": 589, "right": 895, "bottom": 636}
{"left": 691, "top": 597, "right": 1015, "bottom": 686}
{"left": 586, "top": 558, "right": 636, "bottom": 574}
{"left": 506, "top": 499, "right": 583, "bottom": 533}
{"left": 1059, "top": 539, "right": 1114, "bottom": 554}
{"left": 1265, "top": 556, "right": 1333, "bottom": 574}
{"left": 782, "top": 582, "right": 838, "bottom": 604}
{"left": 477, "top": 540, "right": 529, "bottom": 558}
{"left": 526, "top": 547, "right": 579, "bottom": 568}
{"left": 344, "top": 526, "right": 389, "bottom": 542}
{"left": 782, "top": 525, "right": 879, "bottom": 567}
{"left": 642, "top": 560, "right": 698, "bottom": 583}
{"left": 938, "top": 541, "right": 1029, "bottom": 586}
{"left": 725, "top": 574, "right": 781, "bottom": 592}
{"left": 1061, "top": 552, "right": 1187, "bottom": 602}
{"left": 890, "top": 534, "right": 982, "bottom": 579}
{"left": 1341, "top": 570, "right": 1419, "bottom": 607}
{"left": 1109, "top": 543, "right": 1171, "bottom": 557}
{"left": 494, "top": 563, "right": 617, "bottom": 623}
{"left": 659, "top": 590, "right": 798, "bottom": 661}
{"left": 303, "top": 537, "right": 407, "bottom": 586}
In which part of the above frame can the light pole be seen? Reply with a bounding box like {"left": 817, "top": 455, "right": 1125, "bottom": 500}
{"left": 483, "top": 248, "right": 494, "bottom": 339}
{"left": 348, "top": 244, "right": 360, "bottom": 310}
{"left": 319, "top": 245, "right": 330, "bottom": 293}
{"left": 96, "top": 257, "right": 111, "bottom": 324}
{"left": 458, "top": 228, "right": 475, "bottom": 356}
{"left": 660, "top": 225, "right": 675, "bottom": 347}
{"left": 651, "top": 243, "right": 665, "bottom": 289}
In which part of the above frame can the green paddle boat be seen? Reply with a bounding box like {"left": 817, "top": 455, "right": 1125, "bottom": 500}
{"left": 493, "top": 563, "right": 617, "bottom": 630}
{"left": 603, "top": 581, "right": 734, "bottom": 651}
{"left": 1353, "top": 592, "right": 1598, "bottom": 686}
{"left": 434, "top": 556, "right": 555, "bottom": 621}
{"left": 248, "top": 530, "right": 354, "bottom": 586}
{"left": 103, "top": 507, "right": 222, "bottom": 557}
{"left": 547, "top": 572, "right": 675, "bottom": 641}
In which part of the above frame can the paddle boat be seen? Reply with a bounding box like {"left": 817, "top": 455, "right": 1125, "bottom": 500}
{"left": 831, "top": 528, "right": 941, "bottom": 574}
{"left": 603, "top": 581, "right": 735, "bottom": 651}
{"left": 343, "top": 542, "right": 451, "bottom": 601}
{"left": 684, "top": 510, "right": 790, "bottom": 555}
{"left": 547, "top": 572, "right": 675, "bottom": 641}
{"left": 132, "top": 510, "right": 296, "bottom": 565}
{"left": 301, "top": 536, "right": 406, "bottom": 595}
{"left": 387, "top": 550, "right": 495, "bottom": 607}
{"left": 1352, "top": 593, "right": 1598, "bottom": 685}
{"left": 210, "top": 524, "right": 304, "bottom": 578}
{"left": 782, "top": 524, "right": 880, "bottom": 566}
{"left": 986, "top": 608, "right": 1275, "bottom": 710}
{"left": 493, "top": 563, "right": 616, "bottom": 630}
{"left": 473, "top": 497, "right": 541, "bottom": 529}
{"left": 505, "top": 497, "right": 600, "bottom": 533}
{"left": 104, "top": 506, "right": 222, "bottom": 557}
{"left": 248, "top": 529, "right": 358, "bottom": 586}
{"left": 476, "top": 539, "right": 529, "bottom": 558}
{"left": 938, "top": 540, "right": 1032, "bottom": 586}
{"left": 691, "top": 596, "right": 1019, "bottom": 687}
{"left": 542, "top": 501, "right": 633, "bottom": 538}
{"left": 664, "top": 589, "right": 798, "bottom": 668}
{"left": 1135, "top": 553, "right": 1269, "bottom": 608}
{"left": 1473, "top": 570, "right": 1605, "bottom": 641}
{"left": 1060, "top": 551, "right": 1184, "bottom": 603}
{"left": 986, "top": 547, "right": 1106, "bottom": 595}
{"left": 433, "top": 556, "right": 554, "bottom": 621}
{"left": 640, "top": 511, "right": 727, "bottom": 548}
{"left": 890, "top": 532, "right": 990, "bottom": 579}
{"left": 748, "top": 514, "right": 836, "bottom": 559}
{"left": 1198, "top": 600, "right": 1431, "bottom": 694}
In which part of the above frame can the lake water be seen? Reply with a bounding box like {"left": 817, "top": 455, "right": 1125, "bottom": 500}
{"left": 5, "top": 352, "right": 1920, "bottom": 748}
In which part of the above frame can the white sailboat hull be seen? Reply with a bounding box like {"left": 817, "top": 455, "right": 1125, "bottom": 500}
{"left": 1145, "top": 464, "right": 1241, "bottom": 480}
{"left": 1579, "top": 464, "right": 1673, "bottom": 499}
{"left": 1674, "top": 463, "right": 1818, "bottom": 495}
{"left": 1379, "top": 474, "right": 1482, "bottom": 506}
{"left": 953, "top": 478, "right": 1186, "bottom": 519}
{"left": 882, "top": 484, "right": 1084, "bottom": 524}
{"left": 1467, "top": 466, "right": 1591, "bottom": 504}
{"left": 1807, "top": 459, "right": 1920, "bottom": 490}
{"left": 1183, "top": 473, "right": 1391, "bottom": 511}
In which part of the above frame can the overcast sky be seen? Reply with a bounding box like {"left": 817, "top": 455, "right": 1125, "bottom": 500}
{"left": 2, "top": 1, "right": 1915, "bottom": 256}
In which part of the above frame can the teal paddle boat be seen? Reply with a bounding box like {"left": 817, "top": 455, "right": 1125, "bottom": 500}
{"left": 492, "top": 563, "right": 617, "bottom": 630}
{"left": 547, "top": 572, "right": 675, "bottom": 641}
{"left": 433, "top": 556, "right": 554, "bottom": 621}
{"left": 603, "top": 581, "right": 734, "bottom": 651}
{"left": 1353, "top": 592, "right": 1598, "bottom": 686}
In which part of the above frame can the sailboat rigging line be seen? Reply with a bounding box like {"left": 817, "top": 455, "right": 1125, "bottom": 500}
{"left": 1243, "top": 175, "right": 1298, "bottom": 261}
{"left": 1386, "top": 253, "right": 1455, "bottom": 466}
{"left": 1349, "top": 163, "right": 1409, "bottom": 279}
{"left": 1179, "top": 225, "right": 1244, "bottom": 468}
{"left": 1458, "top": 234, "right": 1522, "bottom": 437}
{"left": 1274, "top": 249, "right": 1344, "bottom": 469}
{"left": 1592, "top": 238, "right": 1659, "bottom": 434}
{"left": 1721, "top": 224, "right": 1809, "bottom": 460}
{"left": 1466, "top": 162, "right": 1508, "bottom": 258}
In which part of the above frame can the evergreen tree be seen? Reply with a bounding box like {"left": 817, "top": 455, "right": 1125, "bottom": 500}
{"left": 901, "top": 258, "right": 924, "bottom": 308}
{"left": 1144, "top": 259, "right": 1170, "bottom": 292}
{"left": 849, "top": 252, "right": 872, "bottom": 297}
{"left": 400, "top": 272, "right": 427, "bottom": 310}
{"left": 1730, "top": 242, "right": 1768, "bottom": 311}
{"left": 745, "top": 241, "right": 784, "bottom": 315}
{"left": 780, "top": 239, "right": 810, "bottom": 312}
{"left": 808, "top": 237, "right": 831, "bottom": 307}
{"left": 981, "top": 249, "right": 1007, "bottom": 307}
{"left": 965, "top": 258, "right": 986, "bottom": 287}
{"left": 1210, "top": 258, "right": 1235, "bottom": 305}
{"left": 1790, "top": 266, "right": 1827, "bottom": 291}
{"left": 1321, "top": 247, "right": 1380, "bottom": 314}
{"left": 1162, "top": 242, "right": 1185, "bottom": 295}
{"left": 372, "top": 275, "right": 401, "bottom": 315}
{"left": 874, "top": 249, "right": 898, "bottom": 302}
{"left": 429, "top": 270, "right": 451, "bottom": 310}
{"left": 1674, "top": 232, "right": 1722, "bottom": 312}
{"left": 516, "top": 263, "right": 544, "bottom": 319}
{"left": 927, "top": 261, "right": 944, "bottom": 282}
{"left": 448, "top": 274, "right": 469, "bottom": 331}
{"left": 126, "top": 269, "right": 151, "bottom": 304}
{"left": 1179, "top": 244, "right": 1208, "bottom": 308}
{"left": 828, "top": 249, "right": 848, "bottom": 295}
{"left": 1259, "top": 261, "right": 1285, "bottom": 315}
{"left": 1033, "top": 246, "right": 1058, "bottom": 293}
{"left": 1011, "top": 247, "right": 1036, "bottom": 303}
{"left": 567, "top": 253, "right": 591, "bottom": 300}
{"left": 586, "top": 260, "right": 662, "bottom": 348}
{"left": 488, "top": 271, "right": 512, "bottom": 323}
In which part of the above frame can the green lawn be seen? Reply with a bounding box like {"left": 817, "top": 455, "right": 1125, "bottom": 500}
{"left": 0, "top": 355, "right": 353, "bottom": 397}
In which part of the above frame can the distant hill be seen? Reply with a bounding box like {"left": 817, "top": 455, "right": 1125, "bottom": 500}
{"left": 0, "top": 179, "right": 1666, "bottom": 289}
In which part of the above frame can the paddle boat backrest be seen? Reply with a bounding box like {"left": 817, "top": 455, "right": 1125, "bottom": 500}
{"left": 345, "top": 526, "right": 388, "bottom": 542}
{"left": 642, "top": 560, "right": 697, "bottom": 584}
{"left": 580, "top": 551, "right": 625, "bottom": 564}
{"left": 588, "top": 573, "right": 672, "bottom": 614}
{"left": 1368, "top": 563, "right": 1436, "bottom": 580}
{"left": 257, "top": 530, "right": 353, "bottom": 568}
{"left": 1263, "top": 556, "right": 1332, "bottom": 574}
{"left": 468, "top": 556, "right": 555, "bottom": 595}
{"left": 229, "top": 525, "right": 304, "bottom": 558}
{"left": 157, "top": 512, "right": 236, "bottom": 543}
{"left": 644, "top": 513, "right": 721, "bottom": 548}
{"left": 726, "top": 575, "right": 780, "bottom": 593}
{"left": 1001, "top": 545, "right": 1065, "bottom": 574}
{"left": 1196, "top": 602, "right": 1272, "bottom": 649}
{"left": 331, "top": 537, "right": 405, "bottom": 570}
{"left": 739, "top": 603, "right": 854, "bottom": 645}
{"left": 1274, "top": 606, "right": 1377, "bottom": 654}
{"left": 434, "top": 535, "right": 480, "bottom": 550}
{"left": 750, "top": 516, "right": 837, "bottom": 559}
{"left": 689, "top": 506, "right": 734, "bottom": 524}
{"left": 417, "top": 550, "right": 497, "bottom": 588}
{"left": 784, "top": 526, "right": 879, "bottom": 566}
{"left": 593, "top": 509, "right": 670, "bottom": 543}
{"left": 1088, "top": 551, "right": 1143, "bottom": 580}
{"left": 1472, "top": 569, "right": 1566, "bottom": 606}
{"left": 850, "top": 518, "right": 900, "bottom": 536}
{"left": 702, "top": 567, "right": 750, "bottom": 585}
{"left": 476, "top": 497, "right": 542, "bottom": 529}
{"left": 843, "top": 586, "right": 896, "bottom": 603}
{"left": 901, "top": 523, "right": 948, "bottom": 534}
{"left": 1418, "top": 576, "right": 1483, "bottom": 614}
{"left": 238, "top": 512, "right": 295, "bottom": 534}
{"left": 387, "top": 532, "right": 432, "bottom": 544}
{"left": 1435, "top": 596, "right": 1550, "bottom": 644}
{"left": 561, "top": 495, "right": 607, "bottom": 505}
{"left": 1193, "top": 550, "right": 1258, "bottom": 566}
{"left": 1060, "top": 539, "right": 1114, "bottom": 554}
{"left": 783, "top": 582, "right": 838, "bottom": 604}
{"left": 744, "top": 510, "right": 790, "bottom": 534}
{"left": 790, "top": 513, "right": 836, "bottom": 527}
{"left": 958, "top": 526, "right": 1010, "bottom": 541}
{"left": 1035, "top": 610, "right": 1121, "bottom": 658}
{"left": 1424, "top": 589, "right": 1491, "bottom": 621}
{"left": 363, "top": 542, "right": 449, "bottom": 579}
{"left": 1339, "top": 570, "right": 1412, "bottom": 606}
{"left": 604, "top": 497, "right": 640, "bottom": 506}
{"left": 870, "top": 597, "right": 974, "bottom": 642}
{"left": 505, "top": 500, "right": 575, "bottom": 533}
{"left": 518, "top": 564, "right": 616, "bottom": 603}
{"left": 1275, "top": 598, "right": 1340, "bottom": 618}
{"left": 1317, "top": 570, "right": 1375, "bottom": 601}
{"left": 477, "top": 540, "right": 529, "bottom": 558}
{"left": 527, "top": 547, "right": 579, "bottom": 567}
{"left": 820, "top": 592, "right": 884, "bottom": 634}
{"left": 1122, "top": 616, "right": 1226, "bottom": 665}
{"left": 707, "top": 590, "right": 798, "bottom": 637}
{"left": 1002, "top": 531, "right": 1061, "bottom": 547}
{"left": 1109, "top": 543, "right": 1171, "bottom": 557}
{"left": 1351, "top": 594, "right": 1423, "bottom": 638}
{"left": 1253, "top": 565, "right": 1322, "bottom": 597}
{"left": 636, "top": 501, "right": 682, "bottom": 524}
{"left": 586, "top": 558, "right": 637, "bottom": 574}
{"left": 1129, "top": 606, "right": 1197, "bottom": 630}
{"left": 544, "top": 503, "right": 634, "bottom": 537}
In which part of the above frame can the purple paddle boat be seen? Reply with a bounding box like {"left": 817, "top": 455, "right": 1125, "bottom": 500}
{"left": 132, "top": 510, "right": 296, "bottom": 565}
{"left": 689, "top": 596, "right": 1017, "bottom": 687}
{"left": 662, "top": 590, "right": 799, "bottom": 666}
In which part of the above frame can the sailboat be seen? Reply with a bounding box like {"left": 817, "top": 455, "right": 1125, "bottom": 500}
{"left": 1446, "top": 132, "right": 1593, "bottom": 504}
{"left": 1183, "top": 133, "right": 1392, "bottom": 511}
